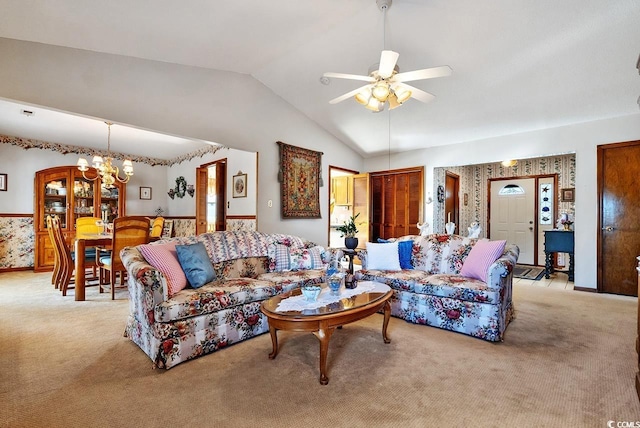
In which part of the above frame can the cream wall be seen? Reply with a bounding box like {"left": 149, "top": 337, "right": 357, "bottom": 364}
{"left": 0, "top": 38, "right": 364, "bottom": 246}
{"left": 364, "top": 113, "right": 640, "bottom": 290}
{"left": 0, "top": 143, "right": 168, "bottom": 215}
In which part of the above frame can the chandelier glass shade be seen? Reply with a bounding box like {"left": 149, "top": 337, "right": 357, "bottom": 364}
{"left": 77, "top": 122, "right": 133, "bottom": 188}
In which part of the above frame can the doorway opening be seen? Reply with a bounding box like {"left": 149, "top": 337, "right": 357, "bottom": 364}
{"left": 328, "top": 166, "right": 358, "bottom": 248}
{"left": 196, "top": 159, "right": 226, "bottom": 235}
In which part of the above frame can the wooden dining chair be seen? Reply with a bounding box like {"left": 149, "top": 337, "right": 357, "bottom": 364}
{"left": 75, "top": 216, "right": 101, "bottom": 277}
{"left": 149, "top": 217, "right": 164, "bottom": 239}
{"left": 76, "top": 216, "right": 103, "bottom": 234}
{"left": 46, "top": 215, "right": 62, "bottom": 289}
{"left": 51, "top": 216, "right": 100, "bottom": 296}
{"left": 97, "top": 216, "right": 150, "bottom": 300}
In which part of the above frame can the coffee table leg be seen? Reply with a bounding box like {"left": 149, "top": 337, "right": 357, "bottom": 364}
{"left": 313, "top": 327, "right": 335, "bottom": 385}
{"left": 382, "top": 301, "right": 391, "bottom": 344}
{"left": 268, "top": 325, "right": 279, "bottom": 359}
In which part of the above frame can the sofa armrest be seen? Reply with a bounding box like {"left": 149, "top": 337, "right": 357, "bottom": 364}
{"left": 121, "top": 246, "right": 167, "bottom": 325}
{"left": 486, "top": 244, "right": 520, "bottom": 286}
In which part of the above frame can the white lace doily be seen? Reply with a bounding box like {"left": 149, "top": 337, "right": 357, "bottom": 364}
{"left": 275, "top": 281, "right": 381, "bottom": 312}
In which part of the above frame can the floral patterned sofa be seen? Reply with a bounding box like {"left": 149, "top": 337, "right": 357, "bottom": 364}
{"left": 354, "top": 234, "right": 519, "bottom": 342}
{"left": 121, "top": 230, "right": 341, "bottom": 369}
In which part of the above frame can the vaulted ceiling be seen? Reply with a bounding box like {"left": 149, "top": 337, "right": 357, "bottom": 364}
{"left": 0, "top": 0, "right": 638, "bottom": 159}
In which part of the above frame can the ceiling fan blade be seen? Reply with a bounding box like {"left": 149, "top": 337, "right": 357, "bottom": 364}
{"left": 378, "top": 50, "right": 400, "bottom": 79}
{"left": 323, "top": 72, "right": 375, "bottom": 83}
{"left": 394, "top": 65, "right": 452, "bottom": 83}
{"left": 394, "top": 83, "right": 435, "bottom": 103}
{"left": 329, "top": 84, "right": 372, "bottom": 104}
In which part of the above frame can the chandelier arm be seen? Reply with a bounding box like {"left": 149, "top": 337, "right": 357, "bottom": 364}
{"left": 80, "top": 169, "right": 99, "bottom": 182}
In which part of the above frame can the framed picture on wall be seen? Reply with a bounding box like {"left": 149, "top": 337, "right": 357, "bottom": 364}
{"left": 0, "top": 174, "right": 6, "bottom": 191}
{"left": 139, "top": 186, "right": 152, "bottom": 200}
{"left": 233, "top": 173, "right": 247, "bottom": 198}
{"left": 561, "top": 188, "right": 575, "bottom": 202}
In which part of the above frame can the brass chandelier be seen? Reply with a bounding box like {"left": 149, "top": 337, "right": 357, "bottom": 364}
{"left": 77, "top": 122, "right": 133, "bottom": 188}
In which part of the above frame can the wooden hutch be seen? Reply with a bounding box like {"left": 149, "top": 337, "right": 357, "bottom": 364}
{"left": 34, "top": 165, "right": 126, "bottom": 272}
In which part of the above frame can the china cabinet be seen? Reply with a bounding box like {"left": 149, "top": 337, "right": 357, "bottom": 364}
{"left": 34, "top": 166, "right": 126, "bottom": 272}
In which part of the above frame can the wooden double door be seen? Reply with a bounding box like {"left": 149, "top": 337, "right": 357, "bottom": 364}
{"left": 370, "top": 167, "right": 423, "bottom": 242}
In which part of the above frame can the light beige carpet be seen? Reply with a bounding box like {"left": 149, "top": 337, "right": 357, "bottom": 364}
{"left": 1, "top": 271, "right": 639, "bottom": 428}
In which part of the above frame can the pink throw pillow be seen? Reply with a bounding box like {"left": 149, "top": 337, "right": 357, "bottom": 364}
{"left": 138, "top": 242, "right": 188, "bottom": 297}
{"left": 460, "top": 239, "right": 507, "bottom": 282}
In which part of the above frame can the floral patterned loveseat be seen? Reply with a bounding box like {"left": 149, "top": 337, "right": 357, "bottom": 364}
{"left": 121, "top": 230, "right": 341, "bottom": 369}
{"left": 354, "top": 234, "right": 519, "bottom": 342}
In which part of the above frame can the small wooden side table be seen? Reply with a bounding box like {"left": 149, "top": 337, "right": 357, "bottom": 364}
{"left": 341, "top": 248, "right": 359, "bottom": 274}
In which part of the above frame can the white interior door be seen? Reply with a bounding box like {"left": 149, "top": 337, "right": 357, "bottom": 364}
{"left": 490, "top": 178, "right": 535, "bottom": 264}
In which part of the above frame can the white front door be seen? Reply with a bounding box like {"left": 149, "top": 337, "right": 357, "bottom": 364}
{"left": 490, "top": 178, "right": 535, "bottom": 264}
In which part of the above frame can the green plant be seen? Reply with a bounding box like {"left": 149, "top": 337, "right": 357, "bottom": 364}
{"left": 336, "top": 213, "right": 359, "bottom": 238}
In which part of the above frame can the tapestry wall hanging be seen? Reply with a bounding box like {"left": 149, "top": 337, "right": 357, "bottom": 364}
{"left": 277, "top": 141, "right": 323, "bottom": 218}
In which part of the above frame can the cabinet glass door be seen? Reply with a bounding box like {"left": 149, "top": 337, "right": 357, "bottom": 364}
{"left": 43, "top": 177, "right": 68, "bottom": 229}
{"left": 72, "top": 177, "right": 96, "bottom": 228}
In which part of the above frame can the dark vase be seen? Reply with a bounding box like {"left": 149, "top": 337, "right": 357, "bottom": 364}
{"left": 344, "top": 237, "right": 358, "bottom": 249}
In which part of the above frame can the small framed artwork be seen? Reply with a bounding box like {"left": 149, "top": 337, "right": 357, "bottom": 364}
{"left": 233, "top": 173, "right": 247, "bottom": 198}
{"left": 561, "top": 188, "right": 575, "bottom": 202}
{"left": 139, "top": 186, "right": 152, "bottom": 200}
{"left": 0, "top": 174, "right": 6, "bottom": 191}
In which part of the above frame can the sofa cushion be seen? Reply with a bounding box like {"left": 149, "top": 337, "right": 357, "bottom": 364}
{"left": 354, "top": 269, "right": 433, "bottom": 293}
{"left": 414, "top": 274, "right": 500, "bottom": 304}
{"left": 366, "top": 242, "right": 401, "bottom": 270}
{"left": 176, "top": 242, "right": 216, "bottom": 289}
{"left": 269, "top": 243, "right": 324, "bottom": 272}
{"left": 213, "top": 256, "right": 269, "bottom": 280}
{"left": 138, "top": 242, "right": 188, "bottom": 298}
{"left": 377, "top": 238, "right": 413, "bottom": 269}
{"left": 289, "top": 246, "right": 324, "bottom": 270}
{"left": 256, "top": 269, "right": 325, "bottom": 288}
{"left": 411, "top": 234, "right": 476, "bottom": 274}
{"left": 460, "top": 239, "right": 507, "bottom": 282}
{"left": 154, "top": 278, "right": 286, "bottom": 323}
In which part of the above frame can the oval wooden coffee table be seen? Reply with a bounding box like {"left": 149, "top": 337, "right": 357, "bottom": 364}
{"left": 260, "top": 281, "right": 392, "bottom": 385}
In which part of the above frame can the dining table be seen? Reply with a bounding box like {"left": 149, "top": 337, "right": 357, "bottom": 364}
{"left": 74, "top": 232, "right": 112, "bottom": 301}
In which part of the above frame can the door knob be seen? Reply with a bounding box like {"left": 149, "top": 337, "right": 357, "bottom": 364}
{"left": 602, "top": 226, "right": 615, "bottom": 232}
{"left": 529, "top": 227, "right": 533, "bottom": 231}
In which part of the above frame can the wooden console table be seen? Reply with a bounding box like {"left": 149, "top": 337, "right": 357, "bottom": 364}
{"left": 544, "top": 230, "right": 574, "bottom": 282}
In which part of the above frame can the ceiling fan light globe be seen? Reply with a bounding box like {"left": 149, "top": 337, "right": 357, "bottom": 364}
{"left": 395, "top": 89, "right": 412, "bottom": 103}
{"left": 354, "top": 91, "right": 370, "bottom": 105}
{"left": 372, "top": 82, "right": 390, "bottom": 102}
{"left": 365, "top": 97, "right": 384, "bottom": 112}
{"left": 388, "top": 93, "right": 401, "bottom": 110}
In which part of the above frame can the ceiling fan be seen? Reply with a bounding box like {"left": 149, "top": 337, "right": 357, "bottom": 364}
{"left": 323, "top": 0, "right": 452, "bottom": 112}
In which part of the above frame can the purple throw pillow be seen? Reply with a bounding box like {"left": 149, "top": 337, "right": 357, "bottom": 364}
{"left": 460, "top": 239, "right": 507, "bottom": 282}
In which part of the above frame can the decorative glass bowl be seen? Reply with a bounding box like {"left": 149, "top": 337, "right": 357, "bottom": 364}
{"left": 301, "top": 284, "right": 322, "bottom": 301}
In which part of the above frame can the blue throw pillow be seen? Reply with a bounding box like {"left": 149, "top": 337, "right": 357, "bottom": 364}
{"left": 175, "top": 242, "right": 216, "bottom": 289}
{"left": 397, "top": 241, "right": 413, "bottom": 269}
{"left": 377, "top": 238, "right": 413, "bottom": 269}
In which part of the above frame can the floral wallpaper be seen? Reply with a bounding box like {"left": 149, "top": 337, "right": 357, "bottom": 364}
{"left": 0, "top": 216, "right": 34, "bottom": 269}
{"left": 173, "top": 219, "right": 196, "bottom": 237}
{"left": 433, "top": 154, "right": 576, "bottom": 236}
{"left": 226, "top": 218, "right": 257, "bottom": 231}
{"left": 1, "top": 134, "right": 226, "bottom": 166}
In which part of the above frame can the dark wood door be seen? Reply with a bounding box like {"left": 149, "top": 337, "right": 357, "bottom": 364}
{"left": 445, "top": 172, "right": 459, "bottom": 230}
{"left": 370, "top": 167, "right": 423, "bottom": 241}
{"left": 598, "top": 141, "right": 640, "bottom": 296}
